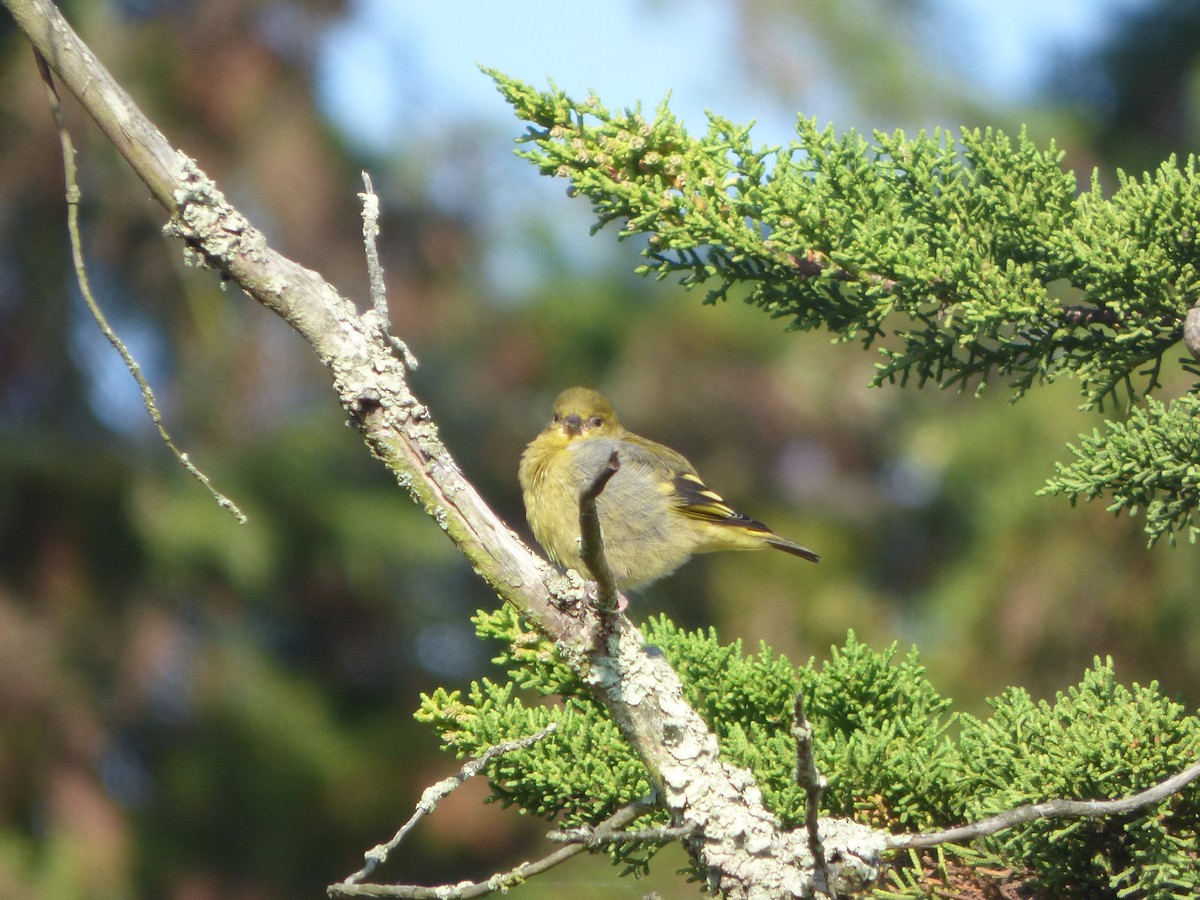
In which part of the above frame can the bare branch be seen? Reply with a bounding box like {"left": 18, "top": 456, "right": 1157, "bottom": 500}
{"left": 359, "top": 171, "right": 388, "bottom": 322}
{"left": 339, "top": 724, "right": 558, "bottom": 886}
{"left": 793, "top": 693, "right": 835, "bottom": 898}
{"left": 329, "top": 798, "right": 650, "bottom": 899}
{"left": 578, "top": 448, "right": 622, "bottom": 615}
{"left": 358, "top": 172, "right": 417, "bottom": 371}
{"left": 34, "top": 49, "right": 245, "bottom": 524}
{"left": 889, "top": 757, "right": 1200, "bottom": 851}
{"left": 547, "top": 821, "right": 694, "bottom": 847}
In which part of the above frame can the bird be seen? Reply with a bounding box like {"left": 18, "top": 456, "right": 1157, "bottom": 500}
{"left": 518, "top": 386, "right": 819, "bottom": 590}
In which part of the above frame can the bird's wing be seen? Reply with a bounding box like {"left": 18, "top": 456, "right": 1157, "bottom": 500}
{"left": 571, "top": 436, "right": 768, "bottom": 532}
{"left": 669, "top": 471, "right": 773, "bottom": 533}
{"left": 612, "top": 435, "right": 773, "bottom": 531}
{"left": 613, "top": 436, "right": 820, "bottom": 563}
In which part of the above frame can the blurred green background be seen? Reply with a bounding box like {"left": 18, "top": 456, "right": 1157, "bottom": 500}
{"left": 2, "top": 1, "right": 1200, "bottom": 897}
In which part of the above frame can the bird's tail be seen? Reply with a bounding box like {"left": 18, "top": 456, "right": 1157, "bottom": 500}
{"left": 766, "top": 536, "right": 820, "bottom": 564}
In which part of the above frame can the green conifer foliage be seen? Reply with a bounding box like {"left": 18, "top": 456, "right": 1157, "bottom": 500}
{"left": 487, "top": 71, "right": 1200, "bottom": 546}
{"left": 418, "top": 613, "right": 1200, "bottom": 896}
{"left": 958, "top": 659, "right": 1200, "bottom": 897}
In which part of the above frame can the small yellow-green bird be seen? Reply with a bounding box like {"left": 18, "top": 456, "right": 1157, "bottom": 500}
{"left": 519, "top": 387, "right": 819, "bottom": 590}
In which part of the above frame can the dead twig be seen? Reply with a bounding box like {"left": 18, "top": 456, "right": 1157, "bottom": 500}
{"left": 34, "top": 49, "right": 245, "bottom": 524}
{"left": 338, "top": 724, "right": 558, "bottom": 887}
{"left": 578, "top": 448, "right": 623, "bottom": 616}
{"left": 331, "top": 792, "right": 652, "bottom": 899}
{"left": 793, "top": 692, "right": 835, "bottom": 898}
{"left": 889, "top": 757, "right": 1200, "bottom": 851}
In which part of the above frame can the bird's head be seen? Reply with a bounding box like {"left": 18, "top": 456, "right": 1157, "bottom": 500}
{"left": 549, "top": 387, "right": 622, "bottom": 440}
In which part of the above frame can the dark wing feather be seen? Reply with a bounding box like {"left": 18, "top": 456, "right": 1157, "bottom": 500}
{"left": 671, "top": 473, "right": 820, "bottom": 563}
{"left": 671, "top": 472, "right": 772, "bottom": 532}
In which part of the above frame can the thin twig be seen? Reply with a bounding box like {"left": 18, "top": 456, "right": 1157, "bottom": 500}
{"left": 360, "top": 171, "right": 387, "bottom": 320}
{"left": 793, "top": 692, "right": 835, "bottom": 898}
{"left": 329, "top": 797, "right": 651, "bottom": 899}
{"left": 578, "top": 448, "right": 622, "bottom": 615}
{"left": 34, "top": 51, "right": 246, "bottom": 524}
{"left": 888, "top": 757, "right": 1200, "bottom": 851}
{"left": 359, "top": 171, "right": 417, "bottom": 370}
{"left": 339, "top": 723, "right": 558, "bottom": 886}
{"left": 546, "top": 821, "right": 692, "bottom": 847}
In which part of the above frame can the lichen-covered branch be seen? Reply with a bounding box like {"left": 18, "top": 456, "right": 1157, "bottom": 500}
{"left": 5, "top": 0, "right": 576, "bottom": 636}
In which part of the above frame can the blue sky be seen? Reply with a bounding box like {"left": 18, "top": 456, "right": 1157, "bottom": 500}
{"left": 317, "top": 0, "right": 1149, "bottom": 153}
{"left": 309, "top": 0, "right": 1151, "bottom": 302}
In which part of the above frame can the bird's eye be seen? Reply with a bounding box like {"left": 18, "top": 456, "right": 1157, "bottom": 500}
{"left": 552, "top": 412, "right": 561, "bottom": 423}
{"left": 589, "top": 416, "right": 604, "bottom": 428}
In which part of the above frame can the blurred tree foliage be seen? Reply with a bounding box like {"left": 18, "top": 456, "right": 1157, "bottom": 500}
{"left": 1048, "top": 0, "right": 1200, "bottom": 177}
{"left": 1, "top": 2, "right": 1199, "bottom": 899}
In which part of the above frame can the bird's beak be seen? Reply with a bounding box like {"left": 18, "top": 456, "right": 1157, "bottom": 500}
{"left": 563, "top": 413, "right": 584, "bottom": 437}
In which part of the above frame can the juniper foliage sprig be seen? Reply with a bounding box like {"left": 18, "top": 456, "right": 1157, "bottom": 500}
{"left": 1042, "top": 393, "right": 1200, "bottom": 545}
{"left": 487, "top": 70, "right": 1200, "bottom": 544}
{"left": 957, "top": 658, "right": 1200, "bottom": 898}
{"left": 418, "top": 612, "right": 1200, "bottom": 895}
